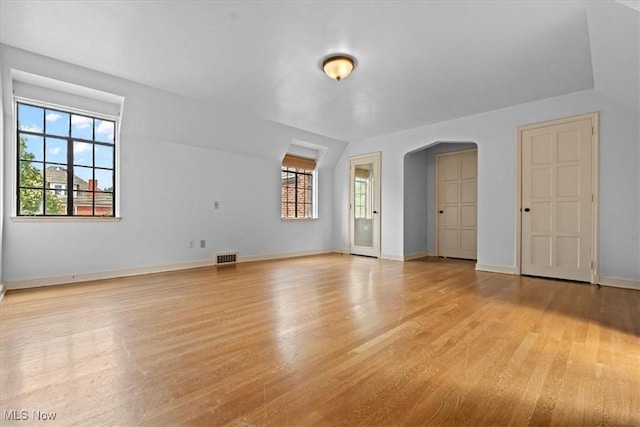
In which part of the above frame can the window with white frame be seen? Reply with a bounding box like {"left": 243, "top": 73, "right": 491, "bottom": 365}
{"left": 16, "top": 101, "right": 117, "bottom": 216}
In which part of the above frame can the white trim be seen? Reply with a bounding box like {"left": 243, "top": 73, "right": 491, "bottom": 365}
{"left": 592, "top": 114, "right": 600, "bottom": 284}
{"left": 5, "top": 260, "right": 217, "bottom": 290}
{"left": 381, "top": 253, "right": 404, "bottom": 261}
{"left": 11, "top": 216, "right": 121, "bottom": 222}
{"left": 238, "top": 249, "right": 333, "bottom": 263}
{"left": 348, "top": 152, "right": 382, "bottom": 258}
{"left": 515, "top": 112, "right": 599, "bottom": 282}
{"left": 0, "top": 284, "right": 5, "bottom": 303}
{"left": 287, "top": 139, "right": 328, "bottom": 168}
{"left": 11, "top": 70, "right": 124, "bottom": 110}
{"left": 404, "top": 251, "right": 430, "bottom": 261}
{"left": 598, "top": 277, "right": 640, "bottom": 291}
{"left": 475, "top": 263, "right": 518, "bottom": 275}
{"left": 4, "top": 250, "right": 337, "bottom": 290}
{"left": 13, "top": 95, "right": 120, "bottom": 122}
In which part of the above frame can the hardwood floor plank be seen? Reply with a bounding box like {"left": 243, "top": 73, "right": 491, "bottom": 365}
{"left": 1, "top": 255, "right": 638, "bottom": 426}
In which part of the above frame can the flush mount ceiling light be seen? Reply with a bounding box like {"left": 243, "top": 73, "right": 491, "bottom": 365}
{"left": 322, "top": 54, "right": 356, "bottom": 81}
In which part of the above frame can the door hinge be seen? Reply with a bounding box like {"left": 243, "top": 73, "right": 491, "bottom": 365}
{"left": 591, "top": 260, "right": 595, "bottom": 269}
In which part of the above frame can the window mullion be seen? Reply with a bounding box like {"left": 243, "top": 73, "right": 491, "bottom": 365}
{"left": 294, "top": 172, "right": 299, "bottom": 218}
{"left": 15, "top": 123, "right": 21, "bottom": 214}
{"left": 42, "top": 131, "right": 47, "bottom": 215}
{"left": 67, "top": 138, "right": 73, "bottom": 215}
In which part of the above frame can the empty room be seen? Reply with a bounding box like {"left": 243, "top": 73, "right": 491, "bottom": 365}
{"left": 0, "top": 1, "right": 639, "bottom": 426}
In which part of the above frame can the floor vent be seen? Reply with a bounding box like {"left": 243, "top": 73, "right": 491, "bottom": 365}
{"left": 216, "top": 252, "right": 238, "bottom": 265}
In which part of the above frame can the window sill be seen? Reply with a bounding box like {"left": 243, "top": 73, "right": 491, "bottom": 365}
{"left": 281, "top": 217, "right": 319, "bottom": 222}
{"left": 10, "top": 216, "right": 121, "bottom": 222}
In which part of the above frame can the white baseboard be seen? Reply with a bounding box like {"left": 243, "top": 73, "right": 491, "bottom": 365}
{"left": 379, "top": 252, "right": 438, "bottom": 262}
{"left": 598, "top": 276, "right": 640, "bottom": 291}
{"left": 5, "top": 259, "right": 218, "bottom": 290}
{"left": 472, "top": 267, "right": 639, "bottom": 290}
{"left": 404, "top": 251, "right": 430, "bottom": 261}
{"left": 475, "top": 263, "right": 518, "bottom": 275}
{"left": 4, "top": 250, "right": 338, "bottom": 291}
{"left": 238, "top": 249, "right": 334, "bottom": 263}
{"left": 0, "top": 284, "right": 5, "bottom": 303}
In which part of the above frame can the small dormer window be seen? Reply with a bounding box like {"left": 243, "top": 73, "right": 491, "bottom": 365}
{"left": 281, "top": 154, "right": 317, "bottom": 219}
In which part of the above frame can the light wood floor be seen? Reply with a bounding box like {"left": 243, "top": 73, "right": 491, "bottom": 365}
{"left": 1, "top": 254, "right": 639, "bottom": 426}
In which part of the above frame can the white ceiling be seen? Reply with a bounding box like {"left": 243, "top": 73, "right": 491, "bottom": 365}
{"left": 0, "top": 1, "right": 597, "bottom": 142}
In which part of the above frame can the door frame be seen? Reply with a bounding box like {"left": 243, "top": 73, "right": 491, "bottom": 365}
{"left": 348, "top": 152, "right": 381, "bottom": 258}
{"left": 515, "top": 112, "right": 600, "bottom": 283}
{"left": 435, "top": 148, "right": 478, "bottom": 258}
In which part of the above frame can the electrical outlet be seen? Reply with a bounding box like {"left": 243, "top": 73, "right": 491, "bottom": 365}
{"left": 200, "top": 240, "right": 206, "bottom": 248}
{"left": 189, "top": 240, "right": 195, "bottom": 249}
{"left": 214, "top": 201, "right": 220, "bottom": 209}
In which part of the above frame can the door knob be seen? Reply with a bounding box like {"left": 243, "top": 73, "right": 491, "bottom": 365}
{"left": 439, "top": 210, "right": 443, "bottom": 214}
{"left": 524, "top": 208, "right": 530, "bottom": 212}
{"left": 373, "top": 210, "right": 378, "bottom": 214}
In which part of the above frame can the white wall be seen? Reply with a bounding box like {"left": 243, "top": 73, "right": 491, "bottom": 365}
{"left": 1, "top": 45, "right": 347, "bottom": 286}
{"left": 334, "top": 89, "right": 640, "bottom": 281}
{"left": 403, "top": 148, "right": 429, "bottom": 257}
{"left": 587, "top": 1, "right": 639, "bottom": 115}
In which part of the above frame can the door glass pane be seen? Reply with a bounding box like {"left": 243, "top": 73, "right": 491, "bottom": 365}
{"left": 354, "top": 163, "right": 373, "bottom": 247}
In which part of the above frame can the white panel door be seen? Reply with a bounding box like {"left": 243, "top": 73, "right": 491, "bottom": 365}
{"left": 521, "top": 118, "right": 593, "bottom": 282}
{"left": 350, "top": 153, "right": 381, "bottom": 257}
{"left": 437, "top": 150, "right": 477, "bottom": 260}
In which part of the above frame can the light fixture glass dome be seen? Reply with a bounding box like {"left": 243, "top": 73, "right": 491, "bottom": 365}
{"left": 322, "top": 55, "right": 355, "bottom": 81}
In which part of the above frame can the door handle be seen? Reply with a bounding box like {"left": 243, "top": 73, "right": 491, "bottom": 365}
{"left": 524, "top": 208, "right": 530, "bottom": 212}
{"left": 439, "top": 210, "right": 443, "bottom": 214}
{"left": 373, "top": 210, "right": 378, "bottom": 214}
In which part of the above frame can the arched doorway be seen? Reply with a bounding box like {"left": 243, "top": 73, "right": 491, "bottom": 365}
{"left": 403, "top": 142, "right": 478, "bottom": 260}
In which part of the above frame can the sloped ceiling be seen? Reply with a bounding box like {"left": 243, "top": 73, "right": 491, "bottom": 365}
{"left": 588, "top": 1, "right": 640, "bottom": 113}
{"left": 0, "top": 1, "right": 633, "bottom": 142}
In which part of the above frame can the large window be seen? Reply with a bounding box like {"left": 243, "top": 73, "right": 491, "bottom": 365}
{"left": 16, "top": 101, "right": 116, "bottom": 216}
{"left": 281, "top": 154, "right": 316, "bottom": 219}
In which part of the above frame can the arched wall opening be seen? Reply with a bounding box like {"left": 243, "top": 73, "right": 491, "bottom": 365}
{"left": 403, "top": 141, "right": 478, "bottom": 259}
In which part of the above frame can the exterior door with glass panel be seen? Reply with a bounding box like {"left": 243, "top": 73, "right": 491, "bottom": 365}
{"left": 350, "top": 153, "right": 380, "bottom": 257}
{"left": 521, "top": 116, "right": 594, "bottom": 282}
